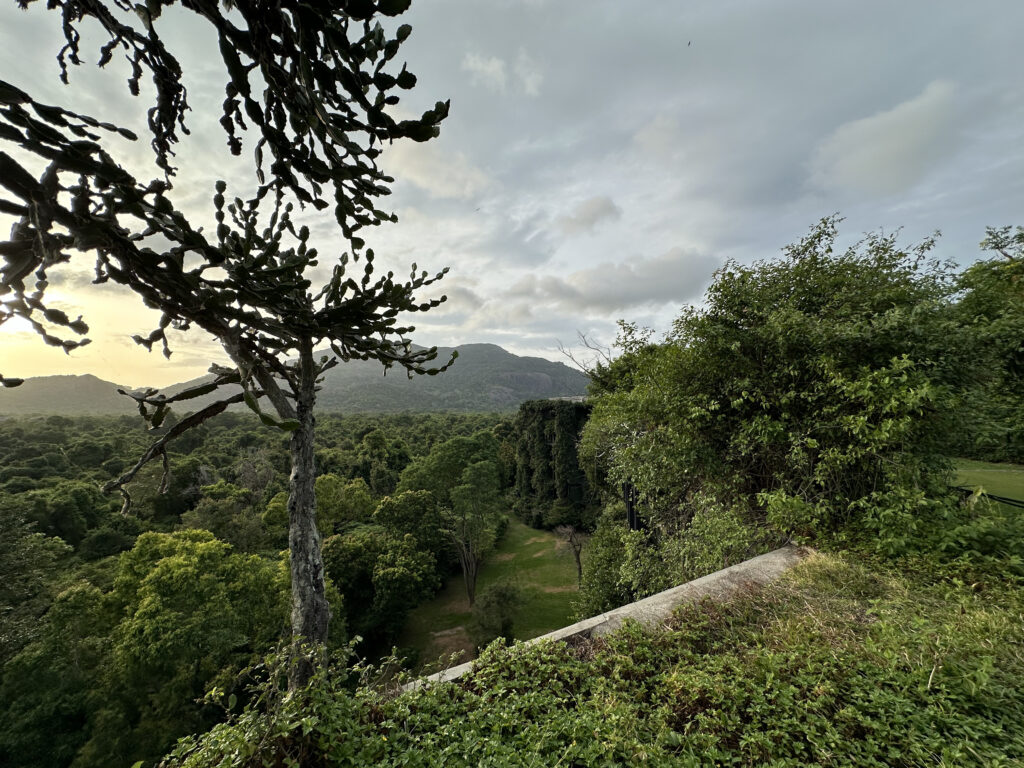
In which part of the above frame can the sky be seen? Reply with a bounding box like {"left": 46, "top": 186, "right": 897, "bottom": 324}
{"left": 1, "top": 0, "right": 1023, "bottom": 388}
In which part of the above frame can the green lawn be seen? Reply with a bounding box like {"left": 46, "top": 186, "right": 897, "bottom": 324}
{"left": 955, "top": 458, "right": 1024, "bottom": 500}
{"left": 400, "top": 518, "right": 579, "bottom": 671}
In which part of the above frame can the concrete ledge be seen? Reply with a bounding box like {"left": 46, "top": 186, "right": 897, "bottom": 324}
{"left": 406, "top": 544, "right": 805, "bottom": 690}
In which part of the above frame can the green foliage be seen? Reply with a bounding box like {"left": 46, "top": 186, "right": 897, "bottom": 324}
{"left": 316, "top": 474, "right": 376, "bottom": 534}
{"left": 582, "top": 218, "right": 964, "bottom": 559}
{"left": 322, "top": 526, "right": 439, "bottom": 648}
{"left": 573, "top": 504, "right": 634, "bottom": 618}
{"left": 159, "top": 552, "right": 1024, "bottom": 767}
{"left": 946, "top": 227, "right": 1024, "bottom": 462}
{"left": 261, "top": 491, "right": 290, "bottom": 547}
{"left": 470, "top": 581, "right": 524, "bottom": 649}
{"left": 508, "top": 399, "right": 597, "bottom": 529}
{"left": 181, "top": 483, "right": 269, "bottom": 552}
{"left": 397, "top": 429, "right": 500, "bottom": 506}
{"left": 0, "top": 513, "right": 70, "bottom": 664}
{"left": 576, "top": 495, "right": 770, "bottom": 623}
{"left": 373, "top": 490, "right": 446, "bottom": 557}
{"left": 1, "top": 530, "right": 290, "bottom": 768}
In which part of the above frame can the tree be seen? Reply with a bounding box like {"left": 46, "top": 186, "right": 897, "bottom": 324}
{"left": 581, "top": 217, "right": 963, "bottom": 557}
{"left": 373, "top": 489, "right": 446, "bottom": 557}
{"left": 509, "top": 399, "right": 595, "bottom": 528}
{"left": 554, "top": 524, "right": 588, "bottom": 586}
{"left": 445, "top": 460, "right": 503, "bottom": 606}
{"left": 0, "top": 530, "right": 290, "bottom": 768}
{"left": 1, "top": 1, "right": 452, "bottom": 687}
{"left": 397, "top": 430, "right": 499, "bottom": 506}
{"left": 316, "top": 474, "right": 376, "bottom": 533}
{"left": 470, "top": 581, "right": 523, "bottom": 649}
{"left": 0, "top": 513, "right": 70, "bottom": 665}
{"left": 949, "top": 226, "right": 1024, "bottom": 462}
{"left": 321, "top": 525, "right": 438, "bottom": 647}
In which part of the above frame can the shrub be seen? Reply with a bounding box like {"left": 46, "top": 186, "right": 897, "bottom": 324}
{"left": 470, "top": 581, "right": 524, "bottom": 649}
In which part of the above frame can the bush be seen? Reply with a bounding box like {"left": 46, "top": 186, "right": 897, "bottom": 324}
{"left": 581, "top": 219, "right": 966, "bottom": 557}
{"left": 470, "top": 581, "right": 523, "bottom": 649}
{"left": 574, "top": 504, "right": 633, "bottom": 618}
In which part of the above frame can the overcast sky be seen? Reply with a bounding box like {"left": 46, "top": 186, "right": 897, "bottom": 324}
{"left": 2, "top": 0, "right": 1022, "bottom": 387}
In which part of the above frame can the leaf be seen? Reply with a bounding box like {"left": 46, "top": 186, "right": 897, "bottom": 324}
{"left": 172, "top": 381, "right": 220, "bottom": 401}
{"left": 396, "top": 69, "right": 417, "bottom": 90}
{"left": 242, "top": 390, "right": 261, "bottom": 414}
{"left": 377, "top": 0, "right": 412, "bottom": 15}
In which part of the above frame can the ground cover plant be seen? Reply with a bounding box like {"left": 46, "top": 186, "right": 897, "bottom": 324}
{"left": 161, "top": 549, "right": 1024, "bottom": 767}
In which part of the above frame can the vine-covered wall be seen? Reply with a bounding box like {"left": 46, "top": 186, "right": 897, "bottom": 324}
{"left": 509, "top": 399, "right": 596, "bottom": 528}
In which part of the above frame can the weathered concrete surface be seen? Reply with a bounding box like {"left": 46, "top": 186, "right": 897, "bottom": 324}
{"left": 407, "top": 544, "right": 805, "bottom": 690}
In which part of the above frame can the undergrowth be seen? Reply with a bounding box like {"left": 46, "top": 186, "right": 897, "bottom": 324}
{"left": 162, "top": 551, "right": 1024, "bottom": 767}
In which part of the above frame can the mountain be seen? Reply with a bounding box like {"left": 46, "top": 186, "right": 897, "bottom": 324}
{"left": 0, "top": 344, "right": 589, "bottom": 416}
{"left": 0, "top": 374, "right": 137, "bottom": 416}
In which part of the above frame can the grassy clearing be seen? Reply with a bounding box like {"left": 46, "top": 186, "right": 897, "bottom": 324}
{"left": 955, "top": 458, "right": 1024, "bottom": 522}
{"left": 400, "top": 518, "right": 578, "bottom": 670}
{"left": 956, "top": 458, "right": 1024, "bottom": 500}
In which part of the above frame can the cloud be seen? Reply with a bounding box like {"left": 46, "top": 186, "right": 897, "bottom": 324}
{"left": 462, "top": 52, "right": 507, "bottom": 91}
{"left": 514, "top": 49, "right": 543, "bottom": 96}
{"left": 504, "top": 246, "right": 720, "bottom": 314}
{"left": 555, "top": 195, "right": 622, "bottom": 235}
{"left": 808, "top": 80, "right": 960, "bottom": 196}
{"left": 633, "top": 114, "right": 682, "bottom": 160}
{"left": 432, "top": 284, "right": 486, "bottom": 316}
{"left": 461, "top": 49, "right": 543, "bottom": 96}
{"left": 385, "top": 140, "right": 491, "bottom": 200}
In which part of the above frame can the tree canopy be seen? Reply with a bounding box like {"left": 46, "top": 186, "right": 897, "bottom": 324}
{"left": 0, "top": 0, "right": 454, "bottom": 686}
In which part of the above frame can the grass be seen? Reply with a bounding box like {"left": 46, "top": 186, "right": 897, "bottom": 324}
{"left": 399, "top": 518, "right": 579, "bottom": 671}
{"left": 955, "top": 458, "right": 1024, "bottom": 507}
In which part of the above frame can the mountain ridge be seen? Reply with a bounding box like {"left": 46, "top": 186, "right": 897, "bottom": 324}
{"left": 0, "top": 344, "right": 589, "bottom": 415}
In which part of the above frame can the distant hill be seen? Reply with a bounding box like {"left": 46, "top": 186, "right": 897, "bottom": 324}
{"left": 0, "top": 344, "right": 589, "bottom": 416}
{"left": 0, "top": 374, "right": 137, "bottom": 416}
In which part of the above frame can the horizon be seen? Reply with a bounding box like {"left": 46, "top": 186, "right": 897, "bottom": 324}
{"left": 3, "top": 1, "right": 1023, "bottom": 388}
{"left": 0, "top": 340, "right": 589, "bottom": 394}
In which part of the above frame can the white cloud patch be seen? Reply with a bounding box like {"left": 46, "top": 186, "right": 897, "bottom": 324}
{"left": 385, "top": 141, "right": 491, "bottom": 200}
{"left": 555, "top": 195, "right": 622, "bottom": 235}
{"left": 462, "top": 52, "right": 507, "bottom": 91}
{"left": 515, "top": 49, "right": 544, "bottom": 96}
{"left": 809, "top": 80, "right": 960, "bottom": 196}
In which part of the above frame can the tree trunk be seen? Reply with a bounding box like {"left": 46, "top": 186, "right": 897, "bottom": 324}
{"left": 457, "top": 544, "right": 479, "bottom": 607}
{"left": 287, "top": 340, "right": 329, "bottom": 690}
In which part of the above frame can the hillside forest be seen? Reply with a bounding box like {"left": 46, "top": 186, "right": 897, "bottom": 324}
{"left": 1, "top": 218, "right": 1022, "bottom": 767}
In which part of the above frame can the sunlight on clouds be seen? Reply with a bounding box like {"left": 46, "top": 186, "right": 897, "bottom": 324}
{"left": 809, "top": 81, "right": 960, "bottom": 196}
{"left": 0, "top": 285, "right": 221, "bottom": 388}
{"left": 385, "top": 140, "right": 492, "bottom": 200}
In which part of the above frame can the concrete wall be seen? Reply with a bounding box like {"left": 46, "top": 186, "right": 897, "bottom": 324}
{"left": 406, "top": 544, "right": 805, "bottom": 690}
